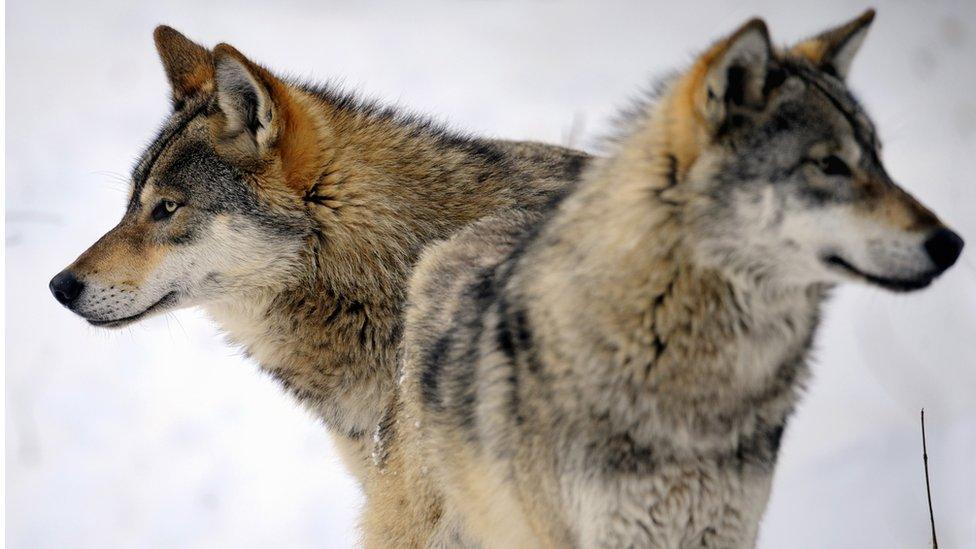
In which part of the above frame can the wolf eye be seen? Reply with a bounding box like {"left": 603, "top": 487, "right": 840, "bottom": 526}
{"left": 817, "top": 155, "right": 852, "bottom": 177}
{"left": 152, "top": 199, "right": 181, "bottom": 221}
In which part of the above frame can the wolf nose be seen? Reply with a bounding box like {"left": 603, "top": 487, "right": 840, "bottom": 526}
{"left": 923, "top": 228, "right": 964, "bottom": 272}
{"left": 49, "top": 270, "right": 85, "bottom": 307}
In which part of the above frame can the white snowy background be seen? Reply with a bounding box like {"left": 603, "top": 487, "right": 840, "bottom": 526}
{"left": 6, "top": 1, "right": 975, "bottom": 547}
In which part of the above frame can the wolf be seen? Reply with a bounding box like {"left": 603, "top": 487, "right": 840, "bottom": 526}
{"left": 48, "top": 26, "right": 587, "bottom": 481}
{"left": 369, "top": 10, "right": 965, "bottom": 547}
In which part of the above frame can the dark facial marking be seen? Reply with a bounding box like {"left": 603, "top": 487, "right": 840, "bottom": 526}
{"left": 787, "top": 61, "right": 879, "bottom": 157}
{"left": 169, "top": 226, "right": 199, "bottom": 245}
{"left": 130, "top": 101, "right": 210, "bottom": 211}
{"left": 818, "top": 155, "right": 851, "bottom": 177}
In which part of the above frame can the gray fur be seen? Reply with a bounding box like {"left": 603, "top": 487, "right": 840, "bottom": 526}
{"left": 371, "top": 13, "right": 962, "bottom": 547}
{"left": 50, "top": 28, "right": 588, "bottom": 483}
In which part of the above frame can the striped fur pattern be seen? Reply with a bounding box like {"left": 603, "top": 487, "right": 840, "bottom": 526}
{"left": 50, "top": 27, "right": 588, "bottom": 481}
{"left": 366, "top": 11, "right": 963, "bottom": 547}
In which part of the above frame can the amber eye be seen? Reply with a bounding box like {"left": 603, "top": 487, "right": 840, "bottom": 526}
{"left": 817, "top": 155, "right": 852, "bottom": 177}
{"left": 152, "top": 199, "right": 181, "bottom": 221}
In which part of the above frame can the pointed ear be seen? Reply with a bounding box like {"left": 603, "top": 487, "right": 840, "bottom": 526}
{"left": 791, "top": 9, "right": 875, "bottom": 79}
{"left": 697, "top": 18, "right": 774, "bottom": 129}
{"left": 212, "top": 44, "right": 279, "bottom": 156}
{"left": 153, "top": 26, "right": 214, "bottom": 108}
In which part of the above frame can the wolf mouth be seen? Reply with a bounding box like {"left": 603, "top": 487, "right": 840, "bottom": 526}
{"left": 823, "top": 255, "right": 933, "bottom": 292}
{"left": 86, "top": 291, "right": 180, "bottom": 328}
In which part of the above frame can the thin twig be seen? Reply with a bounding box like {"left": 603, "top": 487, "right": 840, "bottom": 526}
{"left": 921, "top": 409, "right": 938, "bottom": 549}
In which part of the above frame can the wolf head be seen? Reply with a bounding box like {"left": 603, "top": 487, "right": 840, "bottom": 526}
{"left": 49, "top": 27, "right": 323, "bottom": 327}
{"left": 639, "top": 10, "right": 963, "bottom": 292}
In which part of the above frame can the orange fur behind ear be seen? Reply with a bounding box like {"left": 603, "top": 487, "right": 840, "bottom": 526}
{"left": 212, "top": 43, "right": 325, "bottom": 192}
{"left": 663, "top": 19, "right": 767, "bottom": 180}
{"left": 269, "top": 80, "right": 327, "bottom": 193}
{"left": 663, "top": 69, "right": 708, "bottom": 181}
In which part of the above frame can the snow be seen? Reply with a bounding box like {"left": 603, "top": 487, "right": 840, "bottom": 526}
{"left": 6, "top": 1, "right": 975, "bottom": 547}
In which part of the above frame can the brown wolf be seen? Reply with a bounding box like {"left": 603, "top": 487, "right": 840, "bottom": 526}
{"left": 368, "top": 10, "right": 964, "bottom": 547}
{"left": 48, "top": 26, "right": 588, "bottom": 481}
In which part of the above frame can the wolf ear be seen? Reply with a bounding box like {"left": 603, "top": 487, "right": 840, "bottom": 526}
{"left": 154, "top": 26, "right": 214, "bottom": 108}
{"left": 212, "top": 44, "right": 279, "bottom": 156}
{"left": 210, "top": 45, "right": 319, "bottom": 188}
{"left": 698, "top": 18, "right": 773, "bottom": 129}
{"left": 791, "top": 9, "right": 875, "bottom": 79}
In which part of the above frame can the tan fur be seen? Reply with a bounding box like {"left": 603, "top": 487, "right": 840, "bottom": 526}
{"left": 57, "top": 26, "right": 589, "bottom": 490}
{"left": 791, "top": 9, "right": 875, "bottom": 76}
{"left": 666, "top": 19, "right": 764, "bottom": 178}
{"left": 868, "top": 180, "right": 939, "bottom": 231}
{"left": 71, "top": 223, "right": 168, "bottom": 287}
{"left": 362, "top": 12, "right": 962, "bottom": 547}
{"left": 153, "top": 26, "right": 214, "bottom": 102}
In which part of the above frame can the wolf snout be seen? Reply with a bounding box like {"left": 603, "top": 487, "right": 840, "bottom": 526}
{"left": 49, "top": 270, "right": 85, "bottom": 307}
{"left": 923, "top": 228, "right": 964, "bottom": 272}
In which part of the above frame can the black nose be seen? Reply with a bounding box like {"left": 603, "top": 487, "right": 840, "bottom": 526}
{"left": 49, "top": 270, "right": 85, "bottom": 306}
{"left": 923, "top": 228, "right": 965, "bottom": 272}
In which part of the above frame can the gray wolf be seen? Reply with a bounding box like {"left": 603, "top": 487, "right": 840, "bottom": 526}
{"left": 48, "top": 26, "right": 588, "bottom": 481}
{"left": 369, "top": 10, "right": 964, "bottom": 547}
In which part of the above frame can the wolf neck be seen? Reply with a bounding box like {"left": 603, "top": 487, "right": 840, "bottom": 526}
{"left": 525, "top": 107, "right": 824, "bottom": 420}
{"left": 206, "top": 95, "right": 563, "bottom": 442}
